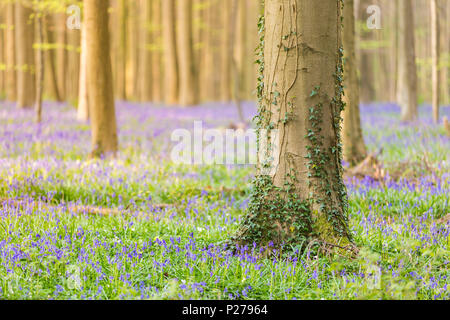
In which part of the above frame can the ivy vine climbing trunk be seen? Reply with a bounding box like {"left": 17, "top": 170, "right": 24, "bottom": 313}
{"left": 85, "top": 0, "right": 118, "bottom": 158}
{"left": 233, "top": 0, "right": 353, "bottom": 254}
{"left": 342, "top": 0, "right": 367, "bottom": 166}
{"left": 397, "top": 0, "right": 418, "bottom": 122}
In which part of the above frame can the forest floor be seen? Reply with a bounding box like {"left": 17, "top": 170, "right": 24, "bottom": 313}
{"left": 0, "top": 101, "right": 449, "bottom": 300}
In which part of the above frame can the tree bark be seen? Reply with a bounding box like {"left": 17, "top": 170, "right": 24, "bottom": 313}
{"left": 431, "top": 0, "right": 440, "bottom": 123}
{"left": 85, "top": 0, "right": 118, "bottom": 158}
{"left": 342, "top": 0, "right": 367, "bottom": 165}
{"left": 5, "top": 3, "right": 16, "bottom": 101}
{"left": 162, "top": 0, "right": 179, "bottom": 105}
{"left": 397, "top": 0, "right": 418, "bottom": 122}
{"left": 15, "top": 1, "right": 36, "bottom": 109}
{"left": 177, "top": 0, "right": 198, "bottom": 106}
{"left": 234, "top": 0, "right": 352, "bottom": 252}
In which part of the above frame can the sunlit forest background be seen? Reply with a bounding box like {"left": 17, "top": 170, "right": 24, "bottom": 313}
{"left": 0, "top": 0, "right": 449, "bottom": 107}
{"left": 0, "top": 0, "right": 449, "bottom": 301}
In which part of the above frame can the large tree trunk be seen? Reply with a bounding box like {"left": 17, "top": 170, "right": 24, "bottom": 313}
{"left": 162, "top": 0, "right": 179, "bottom": 105}
{"left": 177, "top": 0, "right": 198, "bottom": 106}
{"left": 85, "top": 0, "right": 118, "bottom": 158}
{"left": 397, "top": 0, "right": 418, "bottom": 122}
{"left": 77, "top": 21, "right": 89, "bottom": 121}
{"left": 15, "top": 1, "right": 36, "bottom": 109}
{"left": 234, "top": 0, "right": 352, "bottom": 253}
{"left": 430, "top": 0, "right": 440, "bottom": 123}
{"left": 139, "top": 0, "right": 153, "bottom": 102}
{"left": 5, "top": 3, "right": 16, "bottom": 101}
{"left": 342, "top": 0, "right": 367, "bottom": 166}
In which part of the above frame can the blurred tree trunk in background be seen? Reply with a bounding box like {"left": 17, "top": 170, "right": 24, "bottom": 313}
{"left": 415, "top": 0, "right": 430, "bottom": 105}
{"left": 15, "top": 1, "right": 35, "bottom": 109}
{"left": 342, "top": 0, "right": 367, "bottom": 166}
{"left": 177, "top": 0, "right": 198, "bottom": 106}
{"left": 440, "top": 0, "right": 448, "bottom": 105}
{"left": 356, "top": 0, "right": 376, "bottom": 103}
{"left": 66, "top": 22, "right": 80, "bottom": 105}
{"left": 116, "top": 0, "right": 127, "bottom": 100}
{"left": 246, "top": 0, "right": 259, "bottom": 101}
{"left": 43, "top": 15, "right": 61, "bottom": 102}
{"left": 151, "top": 0, "right": 162, "bottom": 103}
{"left": 235, "top": 0, "right": 247, "bottom": 103}
{"left": 204, "top": 0, "right": 220, "bottom": 102}
{"left": 392, "top": 0, "right": 399, "bottom": 102}
{"left": 5, "top": 3, "right": 16, "bottom": 101}
{"left": 85, "top": 0, "right": 118, "bottom": 158}
{"left": 0, "top": 8, "right": 5, "bottom": 97}
{"left": 220, "top": 0, "right": 232, "bottom": 102}
{"left": 35, "top": 6, "right": 44, "bottom": 123}
{"left": 234, "top": 0, "right": 352, "bottom": 251}
{"left": 446, "top": 0, "right": 450, "bottom": 104}
{"left": 139, "top": 0, "right": 153, "bottom": 102}
{"left": 55, "top": 13, "right": 66, "bottom": 101}
{"left": 430, "top": 0, "right": 440, "bottom": 123}
{"left": 162, "top": 0, "right": 179, "bottom": 105}
{"left": 194, "top": 0, "right": 207, "bottom": 102}
{"left": 397, "top": 0, "right": 418, "bottom": 122}
{"left": 128, "top": 0, "right": 140, "bottom": 101}
{"left": 78, "top": 21, "right": 89, "bottom": 121}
